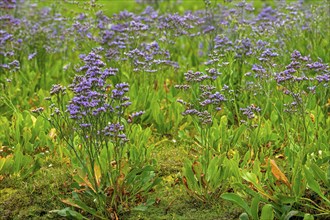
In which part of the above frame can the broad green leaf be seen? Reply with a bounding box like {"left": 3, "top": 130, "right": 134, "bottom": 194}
{"left": 241, "top": 151, "right": 251, "bottom": 167}
{"left": 55, "top": 207, "right": 88, "bottom": 220}
{"left": 309, "top": 163, "right": 328, "bottom": 187}
{"left": 221, "top": 193, "right": 251, "bottom": 216}
{"left": 303, "top": 213, "right": 314, "bottom": 220}
{"left": 270, "top": 111, "right": 278, "bottom": 124}
{"left": 232, "top": 124, "right": 246, "bottom": 146}
{"left": 283, "top": 210, "right": 299, "bottom": 220}
{"left": 242, "top": 172, "right": 259, "bottom": 187}
{"left": 239, "top": 212, "right": 250, "bottom": 220}
{"left": 183, "top": 161, "right": 198, "bottom": 192}
{"left": 293, "top": 167, "right": 303, "bottom": 197}
{"left": 304, "top": 166, "right": 330, "bottom": 204}
{"left": 226, "top": 157, "right": 240, "bottom": 179}
{"left": 251, "top": 197, "right": 260, "bottom": 220}
{"left": 260, "top": 204, "right": 274, "bottom": 220}
{"left": 207, "top": 156, "right": 221, "bottom": 184}
{"left": 13, "top": 150, "right": 24, "bottom": 173}
{"left": 132, "top": 198, "right": 155, "bottom": 212}
{"left": 62, "top": 195, "right": 103, "bottom": 219}
{"left": 277, "top": 195, "right": 296, "bottom": 204}
{"left": 234, "top": 183, "right": 263, "bottom": 201}
{"left": 14, "top": 112, "right": 23, "bottom": 142}
{"left": 0, "top": 158, "right": 7, "bottom": 172}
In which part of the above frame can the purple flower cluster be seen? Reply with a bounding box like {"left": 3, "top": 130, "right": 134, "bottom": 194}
{"left": 266, "top": 50, "right": 329, "bottom": 115}
{"left": 67, "top": 51, "right": 122, "bottom": 121}
{"left": 184, "top": 70, "right": 209, "bottom": 82}
{"left": 0, "top": 1, "right": 78, "bottom": 77}
{"left": 275, "top": 50, "right": 329, "bottom": 84}
{"left": 251, "top": 64, "right": 267, "bottom": 79}
{"left": 50, "top": 84, "right": 67, "bottom": 96}
{"left": 199, "top": 86, "right": 226, "bottom": 107}
{"left": 158, "top": 13, "right": 196, "bottom": 38}
{"left": 182, "top": 109, "right": 212, "bottom": 125}
{"left": 123, "top": 41, "right": 178, "bottom": 72}
{"left": 0, "top": 12, "right": 21, "bottom": 71}
{"left": 46, "top": 49, "right": 143, "bottom": 144}
{"left": 102, "top": 122, "right": 128, "bottom": 142}
{"left": 0, "top": 0, "right": 16, "bottom": 9}
{"left": 176, "top": 70, "right": 226, "bottom": 125}
{"left": 240, "top": 104, "right": 261, "bottom": 119}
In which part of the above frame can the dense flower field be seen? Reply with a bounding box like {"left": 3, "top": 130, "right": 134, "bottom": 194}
{"left": 0, "top": 0, "right": 329, "bottom": 219}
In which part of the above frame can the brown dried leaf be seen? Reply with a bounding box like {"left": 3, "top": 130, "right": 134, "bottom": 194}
{"left": 61, "top": 199, "right": 82, "bottom": 209}
{"left": 182, "top": 176, "right": 189, "bottom": 189}
{"left": 269, "top": 159, "right": 291, "bottom": 189}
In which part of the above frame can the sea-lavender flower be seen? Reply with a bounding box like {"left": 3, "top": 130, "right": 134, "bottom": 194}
{"left": 112, "top": 83, "right": 130, "bottom": 100}
{"left": 174, "top": 85, "right": 191, "bottom": 90}
{"left": 102, "top": 122, "right": 125, "bottom": 137}
{"left": 259, "top": 48, "right": 278, "bottom": 61}
{"left": 202, "top": 25, "right": 215, "bottom": 34}
{"left": 291, "top": 50, "right": 302, "bottom": 60}
{"left": 131, "top": 111, "right": 144, "bottom": 118}
{"left": 252, "top": 64, "right": 267, "bottom": 76}
{"left": 207, "top": 68, "right": 221, "bottom": 80}
{"left": 314, "top": 74, "right": 330, "bottom": 83}
{"left": 28, "top": 52, "right": 37, "bottom": 60}
{"left": 0, "top": 0, "right": 16, "bottom": 9}
{"left": 50, "top": 84, "right": 66, "bottom": 95}
{"left": 240, "top": 105, "right": 261, "bottom": 119}
{"left": 184, "top": 70, "right": 209, "bottom": 82}
{"left": 306, "top": 62, "right": 328, "bottom": 71}
{"left": 31, "top": 107, "right": 44, "bottom": 114}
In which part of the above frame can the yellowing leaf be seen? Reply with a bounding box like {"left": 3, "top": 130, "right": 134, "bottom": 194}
{"left": 94, "top": 165, "right": 101, "bottom": 187}
{"left": 61, "top": 199, "right": 82, "bottom": 209}
{"left": 31, "top": 114, "right": 37, "bottom": 125}
{"left": 75, "top": 168, "right": 97, "bottom": 193}
{"left": 48, "top": 128, "right": 57, "bottom": 140}
{"left": 309, "top": 113, "right": 315, "bottom": 123}
{"left": 268, "top": 159, "right": 291, "bottom": 189}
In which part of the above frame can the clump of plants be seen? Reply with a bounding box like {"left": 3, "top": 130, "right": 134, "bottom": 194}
{"left": 33, "top": 50, "right": 160, "bottom": 219}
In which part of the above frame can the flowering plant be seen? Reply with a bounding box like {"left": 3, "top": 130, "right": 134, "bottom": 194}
{"left": 34, "top": 50, "right": 159, "bottom": 218}
{"left": 175, "top": 69, "right": 234, "bottom": 203}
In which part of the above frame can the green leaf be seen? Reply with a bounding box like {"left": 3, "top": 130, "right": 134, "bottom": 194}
{"left": 277, "top": 195, "right": 296, "bottom": 204}
{"left": 250, "top": 197, "right": 260, "bottom": 220}
{"left": 304, "top": 166, "right": 330, "bottom": 204}
{"left": 303, "top": 213, "right": 314, "bottom": 220}
{"left": 206, "top": 156, "right": 221, "bottom": 184}
{"left": 234, "top": 183, "right": 263, "bottom": 201}
{"left": 309, "top": 163, "right": 329, "bottom": 187}
{"left": 13, "top": 150, "right": 24, "bottom": 173}
{"left": 283, "top": 210, "right": 299, "bottom": 220}
{"left": 239, "top": 212, "right": 249, "bottom": 220}
{"left": 232, "top": 124, "right": 246, "bottom": 146}
{"left": 293, "top": 167, "right": 303, "bottom": 197}
{"left": 270, "top": 111, "right": 278, "bottom": 124}
{"left": 221, "top": 193, "right": 251, "bottom": 216}
{"left": 0, "top": 157, "right": 10, "bottom": 174}
{"left": 132, "top": 198, "right": 155, "bottom": 212}
{"left": 64, "top": 192, "right": 105, "bottom": 219}
{"left": 260, "top": 204, "right": 274, "bottom": 220}
{"left": 54, "top": 207, "right": 88, "bottom": 220}
{"left": 242, "top": 172, "right": 259, "bottom": 187}
{"left": 132, "top": 204, "right": 148, "bottom": 212}
{"left": 13, "top": 113, "right": 21, "bottom": 142}
{"left": 183, "top": 160, "right": 199, "bottom": 192}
